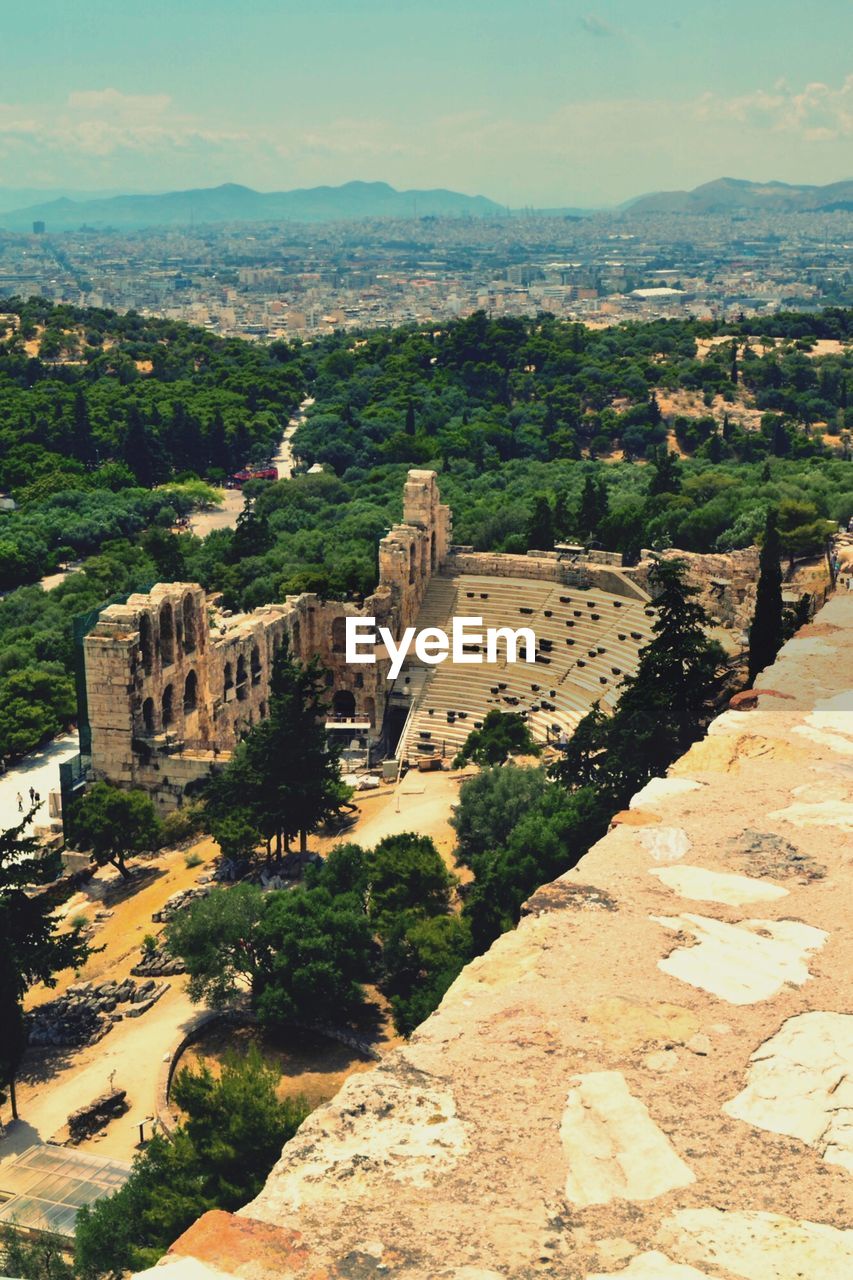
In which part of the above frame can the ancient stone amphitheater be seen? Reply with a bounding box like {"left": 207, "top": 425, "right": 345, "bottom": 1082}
{"left": 81, "top": 471, "right": 664, "bottom": 802}
{"left": 397, "top": 572, "right": 654, "bottom": 763}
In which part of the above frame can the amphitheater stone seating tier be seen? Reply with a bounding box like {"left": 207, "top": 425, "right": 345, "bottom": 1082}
{"left": 396, "top": 574, "right": 651, "bottom": 761}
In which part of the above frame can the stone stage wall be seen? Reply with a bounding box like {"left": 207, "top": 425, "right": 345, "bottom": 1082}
{"left": 140, "top": 592, "right": 853, "bottom": 1278}
{"left": 83, "top": 471, "right": 451, "bottom": 808}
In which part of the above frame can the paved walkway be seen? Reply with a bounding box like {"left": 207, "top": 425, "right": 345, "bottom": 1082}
{"left": 0, "top": 732, "right": 79, "bottom": 835}
{"left": 187, "top": 396, "right": 310, "bottom": 538}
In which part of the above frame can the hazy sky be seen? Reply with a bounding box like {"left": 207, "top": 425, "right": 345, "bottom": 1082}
{"left": 1, "top": 0, "right": 851, "bottom": 205}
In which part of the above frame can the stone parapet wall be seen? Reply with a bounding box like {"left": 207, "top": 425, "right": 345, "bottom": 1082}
{"left": 142, "top": 594, "right": 853, "bottom": 1278}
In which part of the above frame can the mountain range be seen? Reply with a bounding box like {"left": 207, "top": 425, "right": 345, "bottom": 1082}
{"left": 0, "top": 176, "right": 850, "bottom": 232}
{"left": 0, "top": 181, "right": 504, "bottom": 231}
{"left": 624, "top": 177, "right": 853, "bottom": 214}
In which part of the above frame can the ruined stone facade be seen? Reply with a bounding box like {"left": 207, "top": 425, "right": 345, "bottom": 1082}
{"left": 83, "top": 471, "right": 452, "bottom": 808}
{"left": 635, "top": 546, "right": 761, "bottom": 633}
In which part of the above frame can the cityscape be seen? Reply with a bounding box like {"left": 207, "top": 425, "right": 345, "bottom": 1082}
{"left": 1, "top": 201, "right": 850, "bottom": 340}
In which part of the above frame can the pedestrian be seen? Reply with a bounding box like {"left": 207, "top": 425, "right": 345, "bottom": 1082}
{"left": 34, "top": 790, "right": 41, "bottom": 807}
{"left": 16, "top": 791, "right": 23, "bottom": 812}
{"left": 29, "top": 785, "right": 36, "bottom": 804}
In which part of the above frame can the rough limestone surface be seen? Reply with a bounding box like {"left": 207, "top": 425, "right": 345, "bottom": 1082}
{"left": 151, "top": 596, "right": 853, "bottom": 1279}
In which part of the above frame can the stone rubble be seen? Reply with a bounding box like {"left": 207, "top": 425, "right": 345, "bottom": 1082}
{"left": 27, "top": 976, "right": 170, "bottom": 1046}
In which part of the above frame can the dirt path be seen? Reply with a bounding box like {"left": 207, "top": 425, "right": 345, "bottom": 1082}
{"left": 187, "top": 395, "right": 312, "bottom": 538}
{"left": 313, "top": 767, "right": 473, "bottom": 881}
{"left": 1, "top": 842, "right": 220, "bottom": 1168}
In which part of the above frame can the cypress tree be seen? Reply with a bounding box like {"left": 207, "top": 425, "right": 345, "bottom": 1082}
{"left": 578, "top": 476, "right": 608, "bottom": 537}
{"left": 527, "top": 496, "right": 555, "bottom": 550}
{"left": 748, "top": 508, "right": 784, "bottom": 685}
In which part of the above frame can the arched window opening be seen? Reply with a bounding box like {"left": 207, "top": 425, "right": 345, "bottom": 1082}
{"left": 408, "top": 543, "right": 416, "bottom": 585}
{"left": 142, "top": 697, "right": 155, "bottom": 735}
{"left": 160, "top": 603, "right": 175, "bottom": 666}
{"left": 162, "top": 685, "right": 174, "bottom": 727}
{"left": 363, "top": 695, "right": 376, "bottom": 725}
{"left": 331, "top": 616, "right": 347, "bottom": 654}
{"left": 259, "top": 700, "right": 267, "bottom": 719}
{"left": 251, "top": 646, "right": 262, "bottom": 685}
{"left": 236, "top": 655, "right": 248, "bottom": 701}
{"left": 355, "top": 672, "right": 364, "bottom": 689}
{"left": 183, "top": 595, "right": 196, "bottom": 653}
{"left": 430, "top": 530, "right": 437, "bottom": 571}
{"left": 291, "top": 619, "right": 301, "bottom": 655}
{"left": 183, "top": 670, "right": 198, "bottom": 714}
{"left": 223, "top": 662, "right": 234, "bottom": 701}
{"left": 139, "top": 614, "right": 153, "bottom": 675}
{"left": 420, "top": 539, "right": 428, "bottom": 578}
{"left": 332, "top": 689, "right": 356, "bottom": 719}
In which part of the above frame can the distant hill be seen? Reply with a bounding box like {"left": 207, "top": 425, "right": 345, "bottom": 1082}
{"left": 625, "top": 177, "right": 853, "bottom": 215}
{"left": 0, "top": 186, "right": 132, "bottom": 215}
{"left": 0, "top": 181, "right": 504, "bottom": 231}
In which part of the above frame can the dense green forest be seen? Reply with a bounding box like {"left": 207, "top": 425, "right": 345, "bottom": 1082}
{"left": 0, "top": 298, "right": 851, "bottom": 758}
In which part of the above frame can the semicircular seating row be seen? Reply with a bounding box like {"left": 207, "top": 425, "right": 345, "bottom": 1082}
{"left": 397, "top": 573, "right": 654, "bottom": 762}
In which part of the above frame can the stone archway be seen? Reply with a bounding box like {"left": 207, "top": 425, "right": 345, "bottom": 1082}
{"left": 139, "top": 614, "right": 154, "bottom": 675}
{"left": 160, "top": 603, "right": 175, "bottom": 666}
{"left": 332, "top": 689, "right": 356, "bottom": 719}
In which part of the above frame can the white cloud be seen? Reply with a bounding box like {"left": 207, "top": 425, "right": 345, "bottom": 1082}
{"left": 697, "top": 76, "right": 853, "bottom": 141}
{"left": 67, "top": 88, "right": 172, "bottom": 116}
{"left": 0, "top": 76, "right": 850, "bottom": 204}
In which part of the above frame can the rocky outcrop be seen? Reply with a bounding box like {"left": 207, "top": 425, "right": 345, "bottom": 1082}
{"left": 140, "top": 595, "right": 852, "bottom": 1280}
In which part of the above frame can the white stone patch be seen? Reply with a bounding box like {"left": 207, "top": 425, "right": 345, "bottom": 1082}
{"left": 706, "top": 709, "right": 756, "bottom": 736}
{"left": 776, "top": 636, "right": 835, "bottom": 657}
{"left": 651, "top": 914, "right": 827, "bottom": 1005}
{"left": 768, "top": 799, "right": 853, "bottom": 830}
{"left": 793, "top": 723, "right": 853, "bottom": 755}
{"left": 560, "top": 1071, "right": 694, "bottom": 1206}
{"left": 133, "top": 1262, "right": 236, "bottom": 1280}
{"left": 243, "top": 1072, "right": 468, "bottom": 1214}
{"left": 638, "top": 827, "right": 691, "bottom": 863}
{"left": 657, "top": 1208, "right": 853, "bottom": 1279}
{"left": 791, "top": 779, "right": 850, "bottom": 801}
{"left": 723, "top": 1011, "right": 853, "bottom": 1175}
{"left": 649, "top": 865, "right": 788, "bottom": 906}
{"left": 588, "top": 1252, "right": 710, "bottom": 1279}
{"left": 630, "top": 777, "right": 701, "bottom": 810}
{"left": 803, "top": 688, "right": 853, "bottom": 737}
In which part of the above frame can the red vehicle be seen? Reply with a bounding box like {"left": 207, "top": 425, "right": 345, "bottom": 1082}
{"left": 227, "top": 465, "right": 279, "bottom": 489}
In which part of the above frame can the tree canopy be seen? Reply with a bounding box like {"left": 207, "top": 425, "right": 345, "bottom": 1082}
{"left": 70, "top": 783, "right": 162, "bottom": 879}
{"left": 74, "top": 1048, "right": 308, "bottom": 1278}
{"left": 0, "top": 808, "right": 90, "bottom": 1118}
